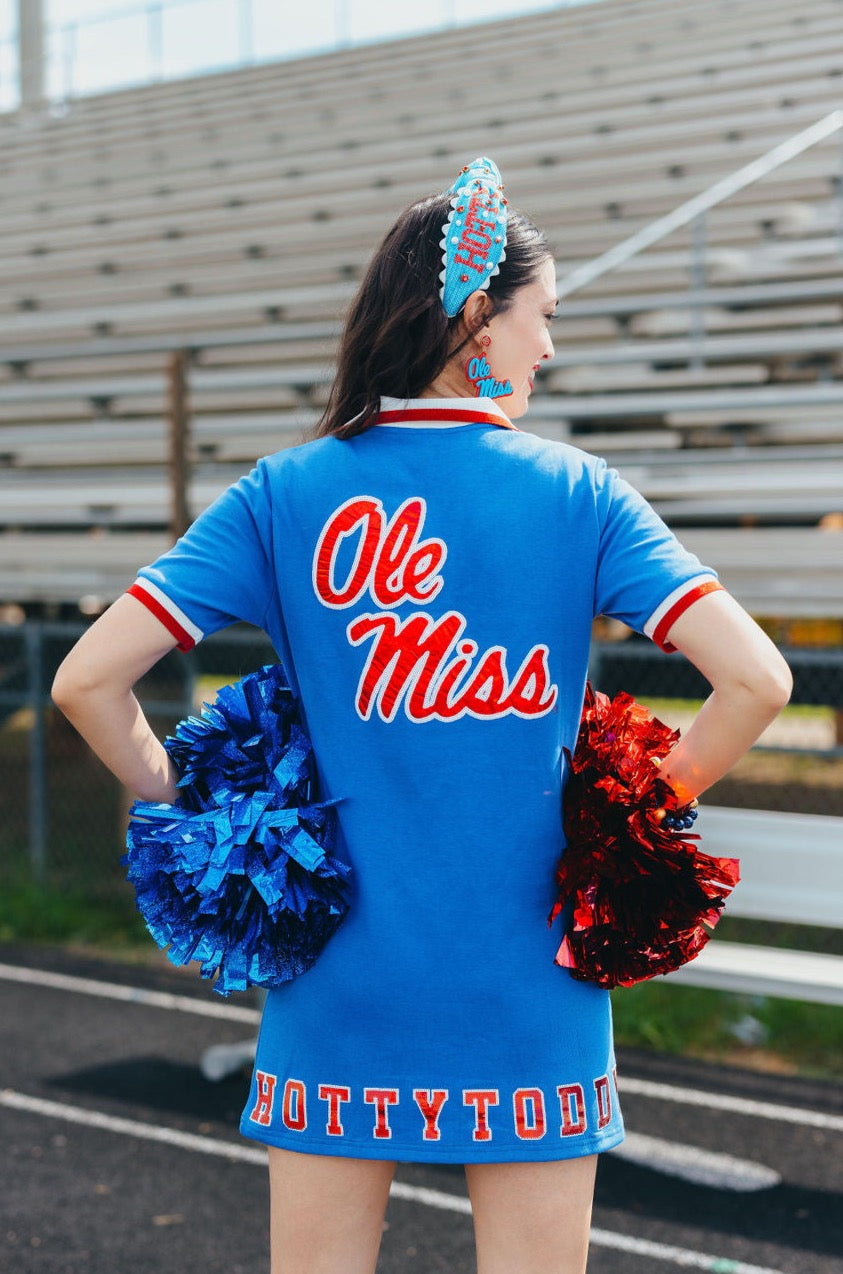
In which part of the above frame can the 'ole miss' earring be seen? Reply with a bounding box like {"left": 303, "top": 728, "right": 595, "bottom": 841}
{"left": 465, "top": 339, "right": 512, "bottom": 399}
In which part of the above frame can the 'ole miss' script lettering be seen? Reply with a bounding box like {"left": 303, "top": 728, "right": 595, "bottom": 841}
{"left": 312, "top": 495, "right": 558, "bottom": 724}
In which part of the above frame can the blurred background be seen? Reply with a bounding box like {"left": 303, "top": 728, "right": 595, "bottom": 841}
{"left": 0, "top": 0, "right": 841, "bottom": 1069}
{"left": 1, "top": 0, "right": 589, "bottom": 108}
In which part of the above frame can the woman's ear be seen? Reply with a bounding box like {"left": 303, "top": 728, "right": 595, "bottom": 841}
{"left": 462, "top": 289, "right": 493, "bottom": 341}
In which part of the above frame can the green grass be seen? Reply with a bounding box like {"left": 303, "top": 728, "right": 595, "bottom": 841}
{"left": 611, "top": 979, "right": 843, "bottom": 1079}
{"left": 645, "top": 698, "right": 834, "bottom": 721}
{"left": 0, "top": 876, "right": 150, "bottom": 955}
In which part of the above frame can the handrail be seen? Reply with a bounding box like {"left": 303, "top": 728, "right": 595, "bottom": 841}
{"left": 556, "top": 108, "right": 843, "bottom": 300}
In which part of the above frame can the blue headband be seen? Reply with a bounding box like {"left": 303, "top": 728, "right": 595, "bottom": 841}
{"left": 439, "top": 157, "right": 508, "bottom": 319}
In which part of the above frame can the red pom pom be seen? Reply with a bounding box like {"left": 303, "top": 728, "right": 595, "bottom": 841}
{"left": 549, "top": 683, "right": 740, "bottom": 989}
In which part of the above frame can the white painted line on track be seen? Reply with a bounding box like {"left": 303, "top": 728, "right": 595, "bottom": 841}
{"left": 588, "top": 1228, "right": 790, "bottom": 1274}
{"left": 389, "top": 1181, "right": 471, "bottom": 1215}
{"left": 0, "top": 962, "right": 260, "bottom": 1025}
{"left": 615, "top": 1132, "right": 781, "bottom": 1191}
{"left": 0, "top": 1089, "right": 266, "bottom": 1164}
{"left": 0, "top": 1089, "right": 792, "bottom": 1274}
{"left": 621, "top": 1076, "right": 843, "bottom": 1134}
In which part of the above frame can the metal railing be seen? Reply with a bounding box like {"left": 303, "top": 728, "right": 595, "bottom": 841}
{"left": 556, "top": 109, "right": 843, "bottom": 368}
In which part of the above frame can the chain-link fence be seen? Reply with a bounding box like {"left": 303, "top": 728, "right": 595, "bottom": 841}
{"left": 1, "top": 620, "right": 841, "bottom": 898}
{"left": 0, "top": 620, "right": 273, "bottom": 900}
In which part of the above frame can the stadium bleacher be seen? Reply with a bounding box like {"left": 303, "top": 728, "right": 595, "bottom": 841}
{"left": 1, "top": 0, "right": 842, "bottom": 615}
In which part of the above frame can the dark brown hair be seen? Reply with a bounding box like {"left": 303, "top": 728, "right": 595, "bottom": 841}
{"left": 314, "top": 191, "right": 551, "bottom": 439}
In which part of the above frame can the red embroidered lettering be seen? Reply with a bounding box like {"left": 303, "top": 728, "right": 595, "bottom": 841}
{"left": 454, "top": 244, "right": 489, "bottom": 271}
{"left": 454, "top": 191, "right": 499, "bottom": 271}
{"left": 318, "top": 1083, "right": 351, "bottom": 1136}
{"left": 594, "top": 1075, "right": 612, "bottom": 1130}
{"left": 363, "top": 1088, "right": 400, "bottom": 1140}
{"left": 504, "top": 646, "right": 558, "bottom": 716}
{"left": 313, "top": 496, "right": 383, "bottom": 608}
{"left": 314, "top": 493, "right": 559, "bottom": 726}
{"left": 413, "top": 1089, "right": 449, "bottom": 1141}
{"left": 281, "top": 1078, "right": 307, "bottom": 1132}
{"left": 248, "top": 1071, "right": 277, "bottom": 1127}
{"left": 348, "top": 612, "right": 558, "bottom": 724}
{"left": 464, "top": 1089, "right": 499, "bottom": 1142}
{"left": 462, "top": 227, "right": 493, "bottom": 254}
{"left": 459, "top": 646, "right": 507, "bottom": 711}
{"left": 372, "top": 498, "right": 445, "bottom": 607}
{"left": 513, "top": 1088, "right": 547, "bottom": 1140}
{"left": 469, "top": 216, "right": 496, "bottom": 237}
{"left": 348, "top": 610, "right": 464, "bottom": 721}
{"left": 314, "top": 496, "right": 445, "bottom": 610}
{"left": 404, "top": 542, "right": 446, "bottom": 600}
{"left": 557, "top": 1083, "right": 587, "bottom": 1137}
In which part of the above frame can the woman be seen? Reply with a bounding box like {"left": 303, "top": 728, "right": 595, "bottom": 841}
{"left": 52, "top": 159, "right": 792, "bottom": 1274}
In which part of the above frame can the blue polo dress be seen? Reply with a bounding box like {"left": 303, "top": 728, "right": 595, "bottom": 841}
{"left": 128, "top": 396, "right": 721, "bottom": 1163}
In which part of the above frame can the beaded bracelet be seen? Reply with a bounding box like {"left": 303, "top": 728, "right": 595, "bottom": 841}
{"left": 661, "top": 803, "right": 699, "bottom": 832}
{"left": 650, "top": 756, "right": 699, "bottom": 832}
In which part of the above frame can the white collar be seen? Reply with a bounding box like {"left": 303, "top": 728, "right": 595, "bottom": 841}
{"left": 376, "top": 396, "right": 517, "bottom": 430}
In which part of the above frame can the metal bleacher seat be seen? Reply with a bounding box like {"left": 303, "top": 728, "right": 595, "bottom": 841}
{"left": 665, "top": 806, "right": 843, "bottom": 1006}
{"left": 4, "top": 523, "right": 839, "bottom": 619}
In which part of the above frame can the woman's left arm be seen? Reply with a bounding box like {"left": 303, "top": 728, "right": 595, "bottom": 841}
{"left": 52, "top": 593, "right": 182, "bottom": 803}
{"left": 654, "top": 589, "right": 793, "bottom": 804}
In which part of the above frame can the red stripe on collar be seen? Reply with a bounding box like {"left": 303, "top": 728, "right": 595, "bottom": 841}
{"left": 376, "top": 407, "right": 520, "bottom": 431}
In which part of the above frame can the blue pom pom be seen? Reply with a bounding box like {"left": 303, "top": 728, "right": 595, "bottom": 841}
{"left": 124, "top": 664, "right": 350, "bottom": 995}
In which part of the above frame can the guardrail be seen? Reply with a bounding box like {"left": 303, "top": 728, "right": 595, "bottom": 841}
{"left": 665, "top": 806, "right": 843, "bottom": 1005}
{"left": 556, "top": 108, "right": 843, "bottom": 368}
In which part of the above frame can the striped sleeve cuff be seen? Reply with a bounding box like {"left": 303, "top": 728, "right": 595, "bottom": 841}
{"left": 127, "top": 580, "right": 204, "bottom": 652}
{"left": 644, "top": 576, "right": 724, "bottom": 653}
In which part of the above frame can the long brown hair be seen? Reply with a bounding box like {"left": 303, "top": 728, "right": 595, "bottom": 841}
{"left": 314, "top": 191, "right": 551, "bottom": 439}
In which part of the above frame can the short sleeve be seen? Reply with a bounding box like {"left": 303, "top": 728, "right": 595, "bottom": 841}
{"left": 593, "top": 463, "right": 722, "bottom": 652}
{"left": 128, "top": 462, "right": 275, "bottom": 649}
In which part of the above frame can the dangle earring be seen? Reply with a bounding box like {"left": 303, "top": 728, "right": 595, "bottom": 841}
{"left": 465, "top": 335, "right": 513, "bottom": 399}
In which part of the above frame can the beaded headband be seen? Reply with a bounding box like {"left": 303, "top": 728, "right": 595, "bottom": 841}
{"left": 439, "top": 157, "right": 508, "bottom": 319}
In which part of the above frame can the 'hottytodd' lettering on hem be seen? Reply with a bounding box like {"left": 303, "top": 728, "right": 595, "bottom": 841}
{"left": 248, "top": 1073, "right": 618, "bottom": 1143}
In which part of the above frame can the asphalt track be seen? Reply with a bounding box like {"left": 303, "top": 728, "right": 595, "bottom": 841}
{"left": 1, "top": 943, "right": 841, "bottom": 1274}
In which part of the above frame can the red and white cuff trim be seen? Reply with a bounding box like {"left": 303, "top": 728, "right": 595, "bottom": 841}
{"left": 127, "top": 580, "right": 204, "bottom": 652}
{"left": 644, "top": 575, "right": 724, "bottom": 653}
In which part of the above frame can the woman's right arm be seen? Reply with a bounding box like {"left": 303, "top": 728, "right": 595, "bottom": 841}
{"left": 52, "top": 593, "right": 181, "bottom": 804}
